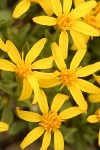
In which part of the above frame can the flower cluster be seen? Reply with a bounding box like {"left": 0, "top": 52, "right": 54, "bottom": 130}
{"left": 0, "top": 0, "right": 100, "bottom": 149}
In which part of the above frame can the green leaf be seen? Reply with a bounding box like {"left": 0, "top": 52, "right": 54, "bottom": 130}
{"left": 1, "top": 104, "right": 13, "bottom": 124}
{"left": 8, "top": 121, "right": 27, "bottom": 135}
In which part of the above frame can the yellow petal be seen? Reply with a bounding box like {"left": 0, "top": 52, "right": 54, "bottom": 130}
{"left": 52, "top": 42, "right": 66, "bottom": 71}
{"left": 6, "top": 40, "right": 21, "bottom": 64}
{"left": 77, "top": 78, "right": 100, "bottom": 93}
{"left": 32, "top": 57, "right": 53, "bottom": 69}
{"left": 21, "top": 126, "right": 44, "bottom": 149}
{"left": 93, "top": 74, "right": 100, "bottom": 84}
{"left": 38, "top": 0, "right": 53, "bottom": 16}
{"left": 27, "top": 74, "right": 39, "bottom": 104}
{"left": 63, "top": 0, "right": 72, "bottom": 14}
{"left": 0, "top": 38, "right": 8, "bottom": 52}
{"left": 51, "top": 93, "right": 69, "bottom": 112}
{"left": 16, "top": 107, "right": 41, "bottom": 122}
{"left": 98, "top": 130, "right": 100, "bottom": 146}
{"left": 25, "top": 38, "right": 47, "bottom": 64}
{"left": 76, "top": 62, "right": 100, "bottom": 77}
{"left": 88, "top": 93, "right": 100, "bottom": 103}
{"left": 38, "top": 90, "right": 49, "bottom": 115}
{"left": 59, "top": 31, "right": 68, "bottom": 59}
{"left": 70, "top": 1, "right": 97, "bottom": 19}
{"left": 87, "top": 115, "right": 98, "bottom": 123}
{"left": 54, "top": 130, "right": 64, "bottom": 150}
{"left": 40, "top": 131, "right": 51, "bottom": 150}
{"left": 70, "top": 29, "right": 87, "bottom": 50}
{"left": 33, "top": 71, "right": 61, "bottom": 88}
{"left": 0, "top": 122, "right": 9, "bottom": 132}
{"left": 19, "top": 78, "right": 32, "bottom": 101}
{"left": 59, "top": 106, "right": 83, "bottom": 120}
{"left": 72, "top": 21, "right": 99, "bottom": 36}
{"left": 74, "top": 0, "right": 84, "bottom": 7}
{"left": 0, "top": 59, "right": 16, "bottom": 72}
{"left": 51, "top": 0, "right": 62, "bottom": 17}
{"left": 33, "top": 16, "right": 57, "bottom": 26}
{"left": 13, "top": 0, "right": 31, "bottom": 18}
{"left": 70, "top": 50, "right": 86, "bottom": 70}
{"left": 70, "top": 84, "right": 88, "bottom": 112}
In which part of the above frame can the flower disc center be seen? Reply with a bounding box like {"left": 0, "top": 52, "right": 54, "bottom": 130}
{"left": 16, "top": 61, "right": 32, "bottom": 78}
{"left": 57, "top": 14, "right": 72, "bottom": 31}
{"left": 40, "top": 112, "right": 61, "bottom": 132}
{"left": 60, "top": 69, "right": 77, "bottom": 87}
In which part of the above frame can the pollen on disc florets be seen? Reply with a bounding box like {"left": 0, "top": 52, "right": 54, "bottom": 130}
{"left": 85, "top": 14, "right": 98, "bottom": 28}
{"left": 39, "top": 111, "right": 61, "bottom": 132}
{"left": 15, "top": 61, "right": 32, "bottom": 78}
{"left": 60, "top": 69, "right": 77, "bottom": 87}
{"left": 57, "top": 14, "right": 73, "bottom": 31}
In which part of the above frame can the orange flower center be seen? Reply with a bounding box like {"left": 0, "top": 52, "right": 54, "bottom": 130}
{"left": 85, "top": 14, "right": 98, "bottom": 28}
{"left": 60, "top": 69, "right": 77, "bottom": 87}
{"left": 95, "top": 109, "right": 100, "bottom": 121}
{"left": 95, "top": 2, "right": 100, "bottom": 14}
{"left": 15, "top": 61, "right": 32, "bottom": 78}
{"left": 40, "top": 111, "right": 61, "bottom": 132}
{"left": 57, "top": 14, "right": 72, "bottom": 31}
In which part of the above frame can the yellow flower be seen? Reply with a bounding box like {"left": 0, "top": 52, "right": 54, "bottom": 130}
{"left": 17, "top": 90, "right": 84, "bottom": 150}
{"left": 87, "top": 108, "right": 100, "bottom": 146}
{"left": 0, "top": 38, "right": 53, "bottom": 103}
{"left": 74, "top": 0, "right": 100, "bottom": 30}
{"left": 13, "top": 0, "right": 53, "bottom": 18}
{"left": 88, "top": 74, "right": 100, "bottom": 103}
{"left": 0, "top": 122, "right": 9, "bottom": 132}
{"left": 36, "top": 42, "right": 100, "bottom": 111}
{"left": 33, "top": 0, "right": 99, "bottom": 52}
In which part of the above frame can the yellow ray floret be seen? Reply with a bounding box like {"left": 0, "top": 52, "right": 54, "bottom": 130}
{"left": 0, "top": 38, "right": 53, "bottom": 103}
{"left": 17, "top": 90, "right": 84, "bottom": 150}
{"left": 37, "top": 42, "right": 100, "bottom": 112}
{"left": 33, "top": 0, "right": 99, "bottom": 51}
{"left": 87, "top": 108, "right": 100, "bottom": 146}
{"left": 0, "top": 122, "right": 9, "bottom": 132}
{"left": 13, "top": 0, "right": 53, "bottom": 18}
